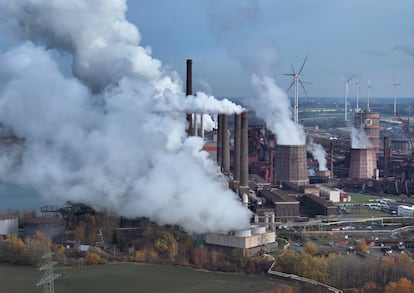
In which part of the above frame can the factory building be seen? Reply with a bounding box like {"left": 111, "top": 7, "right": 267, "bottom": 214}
{"left": 249, "top": 174, "right": 271, "bottom": 191}
{"left": 299, "top": 194, "right": 339, "bottom": 217}
{"left": 23, "top": 217, "right": 65, "bottom": 241}
{"left": 319, "top": 187, "right": 350, "bottom": 203}
{"left": 391, "top": 138, "right": 413, "bottom": 154}
{"left": 0, "top": 214, "right": 18, "bottom": 236}
{"left": 257, "top": 189, "right": 300, "bottom": 222}
{"left": 204, "top": 225, "right": 277, "bottom": 256}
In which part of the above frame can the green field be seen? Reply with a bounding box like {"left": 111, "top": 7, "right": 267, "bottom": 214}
{"left": 0, "top": 262, "right": 294, "bottom": 293}
{"left": 349, "top": 193, "right": 414, "bottom": 204}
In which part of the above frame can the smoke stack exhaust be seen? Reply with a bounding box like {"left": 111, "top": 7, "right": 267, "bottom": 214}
{"left": 239, "top": 111, "right": 249, "bottom": 195}
{"left": 186, "top": 59, "right": 193, "bottom": 136}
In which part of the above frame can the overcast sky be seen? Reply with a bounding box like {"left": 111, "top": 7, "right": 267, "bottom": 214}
{"left": 126, "top": 0, "right": 414, "bottom": 99}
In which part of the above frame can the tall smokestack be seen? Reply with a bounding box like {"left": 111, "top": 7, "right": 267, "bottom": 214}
{"left": 200, "top": 114, "right": 204, "bottom": 139}
{"left": 221, "top": 115, "right": 230, "bottom": 175}
{"left": 217, "top": 114, "right": 223, "bottom": 165}
{"left": 239, "top": 112, "right": 249, "bottom": 195}
{"left": 233, "top": 114, "right": 241, "bottom": 188}
{"left": 384, "top": 136, "right": 389, "bottom": 179}
{"left": 330, "top": 140, "right": 334, "bottom": 178}
{"left": 186, "top": 59, "right": 193, "bottom": 136}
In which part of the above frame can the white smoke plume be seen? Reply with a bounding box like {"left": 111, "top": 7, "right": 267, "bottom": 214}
{"left": 307, "top": 139, "right": 327, "bottom": 171}
{"left": 351, "top": 127, "right": 373, "bottom": 149}
{"left": 251, "top": 75, "right": 306, "bottom": 145}
{"left": 207, "top": 1, "right": 305, "bottom": 146}
{"left": 0, "top": 0, "right": 251, "bottom": 233}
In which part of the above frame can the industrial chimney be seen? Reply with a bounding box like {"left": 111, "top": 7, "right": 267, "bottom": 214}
{"left": 239, "top": 111, "right": 249, "bottom": 195}
{"left": 186, "top": 59, "right": 193, "bottom": 136}
{"left": 221, "top": 115, "right": 230, "bottom": 175}
{"left": 233, "top": 113, "right": 241, "bottom": 189}
{"left": 217, "top": 114, "right": 223, "bottom": 166}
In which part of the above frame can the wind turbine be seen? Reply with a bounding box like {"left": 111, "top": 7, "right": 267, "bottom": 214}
{"left": 355, "top": 79, "right": 360, "bottom": 112}
{"left": 392, "top": 75, "right": 400, "bottom": 117}
{"left": 284, "top": 56, "right": 311, "bottom": 125}
{"left": 367, "top": 81, "right": 373, "bottom": 111}
{"left": 343, "top": 75, "right": 354, "bottom": 121}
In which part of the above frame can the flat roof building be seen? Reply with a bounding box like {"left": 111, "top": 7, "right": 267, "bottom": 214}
{"left": 204, "top": 226, "right": 276, "bottom": 256}
{"left": 257, "top": 189, "right": 300, "bottom": 222}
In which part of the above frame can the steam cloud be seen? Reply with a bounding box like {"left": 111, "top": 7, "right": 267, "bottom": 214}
{"left": 307, "top": 139, "right": 327, "bottom": 171}
{"left": 0, "top": 0, "right": 251, "bottom": 233}
{"left": 351, "top": 127, "right": 373, "bottom": 149}
{"left": 207, "top": 1, "right": 306, "bottom": 146}
{"left": 251, "top": 75, "right": 306, "bottom": 145}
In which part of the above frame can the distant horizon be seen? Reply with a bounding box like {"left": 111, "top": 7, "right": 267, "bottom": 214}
{"left": 125, "top": 1, "right": 414, "bottom": 98}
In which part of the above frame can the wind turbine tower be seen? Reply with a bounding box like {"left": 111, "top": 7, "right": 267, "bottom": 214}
{"left": 392, "top": 76, "right": 400, "bottom": 117}
{"left": 343, "top": 75, "right": 353, "bottom": 121}
{"left": 284, "top": 56, "right": 310, "bottom": 125}
{"left": 367, "top": 81, "right": 373, "bottom": 111}
{"left": 355, "top": 79, "right": 360, "bottom": 112}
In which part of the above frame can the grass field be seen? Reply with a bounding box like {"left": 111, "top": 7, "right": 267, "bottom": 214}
{"left": 0, "top": 262, "right": 295, "bottom": 293}
{"left": 349, "top": 193, "right": 414, "bottom": 204}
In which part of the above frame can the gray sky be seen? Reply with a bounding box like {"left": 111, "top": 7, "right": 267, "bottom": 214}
{"left": 126, "top": 0, "right": 414, "bottom": 99}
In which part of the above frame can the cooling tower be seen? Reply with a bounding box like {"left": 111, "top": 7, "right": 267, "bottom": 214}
{"left": 354, "top": 111, "right": 380, "bottom": 150}
{"left": 274, "top": 144, "right": 308, "bottom": 186}
{"left": 348, "top": 148, "right": 377, "bottom": 179}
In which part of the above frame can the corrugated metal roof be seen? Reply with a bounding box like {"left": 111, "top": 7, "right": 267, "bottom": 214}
{"left": 0, "top": 213, "right": 18, "bottom": 220}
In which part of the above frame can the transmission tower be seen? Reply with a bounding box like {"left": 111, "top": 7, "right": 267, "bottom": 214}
{"left": 36, "top": 251, "right": 61, "bottom": 293}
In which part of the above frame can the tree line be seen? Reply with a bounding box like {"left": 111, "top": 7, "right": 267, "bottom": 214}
{"left": 273, "top": 241, "right": 414, "bottom": 292}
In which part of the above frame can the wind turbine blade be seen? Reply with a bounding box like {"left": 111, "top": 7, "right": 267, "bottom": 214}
{"left": 301, "top": 80, "right": 312, "bottom": 85}
{"left": 347, "top": 75, "right": 354, "bottom": 82}
{"left": 299, "top": 80, "right": 309, "bottom": 97}
{"left": 287, "top": 81, "right": 295, "bottom": 92}
{"left": 298, "top": 55, "right": 308, "bottom": 74}
{"left": 392, "top": 75, "right": 400, "bottom": 86}
{"left": 283, "top": 73, "right": 295, "bottom": 76}
{"left": 290, "top": 62, "right": 296, "bottom": 74}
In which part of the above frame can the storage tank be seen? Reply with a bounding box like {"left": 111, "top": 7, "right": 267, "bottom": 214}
{"left": 251, "top": 225, "right": 266, "bottom": 234}
{"left": 354, "top": 111, "right": 380, "bottom": 150}
{"left": 274, "top": 144, "right": 308, "bottom": 186}
{"left": 0, "top": 214, "right": 18, "bottom": 235}
{"left": 349, "top": 148, "right": 377, "bottom": 179}
{"left": 235, "top": 229, "right": 251, "bottom": 237}
{"left": 23, "top": 217, "right": 65, "bottom": 241}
